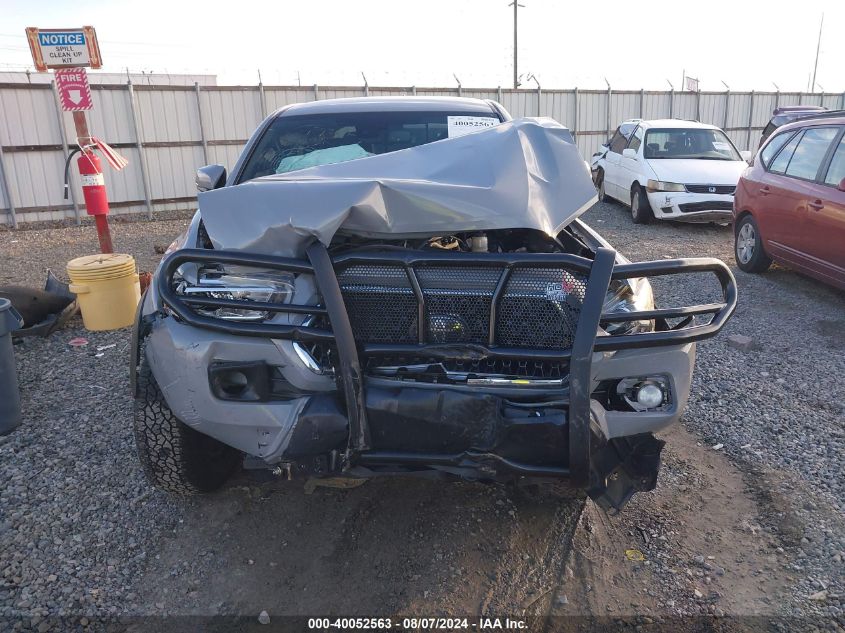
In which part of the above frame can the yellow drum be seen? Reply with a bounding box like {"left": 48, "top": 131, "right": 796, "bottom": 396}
{"left": 67, "top": 254, "right": 141, "bottom": 331}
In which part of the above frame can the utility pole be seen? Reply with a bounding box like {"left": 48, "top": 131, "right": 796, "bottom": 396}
{"left": 811, "top": 13, "right": 824, "bottom": 93}
{"left": 509, "top": 1, "right": 525, "bottom": 89}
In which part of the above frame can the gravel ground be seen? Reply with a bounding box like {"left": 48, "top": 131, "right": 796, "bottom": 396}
{"left": 585, "top": 200, "right": 845, "bottom": 619}
{"left": 0, "top": 218, "right": 191, "bottom": 630}
{"left": 0, "top": 204, "right": 843, "bottom": 630}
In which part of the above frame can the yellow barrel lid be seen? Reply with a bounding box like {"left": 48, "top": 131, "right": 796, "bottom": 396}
{"left": 67, "top": 254, "right": 137, "bottom": 281}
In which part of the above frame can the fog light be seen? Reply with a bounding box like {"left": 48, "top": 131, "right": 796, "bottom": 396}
{"left": 616, "top": 376, "right": 670, "bottom": 412}
{"left": 218, "top": 370, "right": 248, "bottom": 396}
{"left": 636, "top": 382, "right": 664, "bottom": 409}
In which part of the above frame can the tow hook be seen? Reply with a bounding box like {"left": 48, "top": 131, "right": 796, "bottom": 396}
{"left": 271, "top": 463, "right": 293, "bottom": 480}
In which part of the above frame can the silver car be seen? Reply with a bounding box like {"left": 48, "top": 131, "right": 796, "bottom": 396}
{"left": 131, "top": 97, "right": 736, "bottom": 511}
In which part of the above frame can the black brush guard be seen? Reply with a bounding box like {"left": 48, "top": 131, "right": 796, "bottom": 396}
{"left": 158, "top": 244, "right": 737, "bottom": 489}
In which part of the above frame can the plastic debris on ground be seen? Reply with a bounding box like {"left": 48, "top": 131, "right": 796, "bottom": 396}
{"left": 625, "top": 549, "right": 645, "bottom": 562}
{"left": 0, "top": 270, "right": 78, "bottom": 337}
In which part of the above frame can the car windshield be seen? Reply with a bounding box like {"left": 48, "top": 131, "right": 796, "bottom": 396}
{"left": 643, "top": 128, "right": 741, "bottom": 161}
{"left": 238, "top": 110, "right": 500, "bottom": 182}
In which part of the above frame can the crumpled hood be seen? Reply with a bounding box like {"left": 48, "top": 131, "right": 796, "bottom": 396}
{"left": 198, "top": 117, "right": 598, "bottom": 257}
{"left": 647, "top": 158, "right": 747, "bottom": 186}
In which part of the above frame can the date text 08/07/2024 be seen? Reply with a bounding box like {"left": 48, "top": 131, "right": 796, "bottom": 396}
{"left": 307, "top": 617, "right": 529, "bottom": 630}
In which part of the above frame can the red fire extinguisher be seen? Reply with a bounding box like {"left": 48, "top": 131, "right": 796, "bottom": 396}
{"left": 64, "top": 148, "right": 114, "bottom": 253}
{"left": 78, "top": 150, "right": 109, "bottom": 217}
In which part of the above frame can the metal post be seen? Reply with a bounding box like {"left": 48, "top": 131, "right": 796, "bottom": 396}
{"left": 696, "top": 89, "right": 701, "bottom": 121}
{"left": 639, "top": 88, "right": 644, "bottom": 118}
{"left": 669, "top": 89, "right": 674, "bottom": 119}
{"left": 362, "top": 73, "right": 369, "bottom": 97}
{"left": 819, "top": 91, "right": 825, "bottom": 107}
{"left": 497, "top": 86, "right": 502, "bottom": 104}
{"left": 412, "top": 86, "right": 417, "bottom": 96}
{"left": 841, "top": 91, "right": 845, "bottom": 110}
{"left": 723, "top": 90, "right": 730, "bottom": 131}
{"left": 194, "top": 82, "right": 209, "bottom": 166}
{"left": 747, "top": 90, "right": 755, "bottom": 150}
{"left": 0, "top": 141, "right": 16, "bottom": 228}
{"left": 512, "top": 1, "right": 519, "bottom": 89}
{"left": 536, "top": 85, "right": 541, "bottom": 116}
{"left": 51, "top": 79, "right": 80, "bottom": 224}
{"left": 258, "top": 81, "right": 267, "bottom": 119}
{"left": 313, "top": 84, "right": 319, "bottom": 101}
{"left": 127, "top": 80, "right": 154, "bottom": 219}
{"left": 775, "top": 90, "right": 780, "bottom": 110}
{"left": 573, "top": 88, "right": 579, "bottom": 140}
{"left": 606, "top": 81, "right": 612, "bottom": 139}
{"left": 811, "top": 13, "right": 823, "bottom": 92}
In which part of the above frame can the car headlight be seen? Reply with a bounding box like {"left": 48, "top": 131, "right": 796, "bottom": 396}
{"left": 601, "top": 277, "right": 654, "bottom": 335}
{"left": 164, "top": 230, "right": 189, "bottom": 255}
{"left": 646, "top": 179, "right": 685, "bottom": 193}
{"left": 176, "top": 265, "right": 295, "bottom": 321}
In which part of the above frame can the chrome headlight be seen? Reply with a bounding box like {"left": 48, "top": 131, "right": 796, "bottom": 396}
{"left": 601, "top": 277, "right": 654, "bottom": 335}
{"left": 176, "top": 265, "right": 295, "bottom": 321}
{"left": 646, "top": 180, "right": 685, "bottom": 193}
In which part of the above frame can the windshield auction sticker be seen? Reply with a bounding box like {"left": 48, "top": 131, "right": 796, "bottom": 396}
{"left": 447, "top": 116, "right": 500, "bottom": 138}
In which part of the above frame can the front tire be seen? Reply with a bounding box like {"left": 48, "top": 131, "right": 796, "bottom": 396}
{"left": 133, "top": 349, "right": 240, "bottom": 495}
{"left": 594, "top": 169, "right": 607, "bottom": 202}
{"left": 630, "top": 184, "right": 654, "bottom": 224}
{"left": 734, "top": 214, "right": 772, "bottom": 273}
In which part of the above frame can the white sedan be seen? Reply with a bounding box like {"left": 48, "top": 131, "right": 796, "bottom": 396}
{"left": 591, "top": 119, "right": 751, "bottom": 224}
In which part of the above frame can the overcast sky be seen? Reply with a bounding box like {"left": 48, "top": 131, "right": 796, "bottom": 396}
{"left": 2, "top": 0, "right": 842, "bottom": 91}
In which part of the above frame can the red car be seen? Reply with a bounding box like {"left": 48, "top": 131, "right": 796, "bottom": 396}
{"left": 733, "top": 112, "right": 845, "bottom": 290}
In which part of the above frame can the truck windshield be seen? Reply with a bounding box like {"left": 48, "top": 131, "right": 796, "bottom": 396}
{"left": 643, "top": 128, "right": 741, "bottom": 161}
{"left": 238, "top": 110, "right": 501, "bottom": 182}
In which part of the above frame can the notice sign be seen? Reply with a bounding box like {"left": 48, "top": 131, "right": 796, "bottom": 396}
{"left": 447, "top": 116, "right": 500, "bottom": 138}
{"left": 25, "top": 27, "right": 102, "bottom": 72}
{"left": 55, "top": 68, "right": 93, "bottom": 111}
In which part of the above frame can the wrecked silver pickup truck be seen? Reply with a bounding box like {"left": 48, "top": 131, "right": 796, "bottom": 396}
{"left": 130, "top": 97, "right": 737, "bottom": 511}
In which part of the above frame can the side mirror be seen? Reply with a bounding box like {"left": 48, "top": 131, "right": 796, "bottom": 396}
{"left": 839, "top": 178, "right": 845, "bottom": 193}
{"left": 622, "top": 148, "right": 637, "bottom": 160}
{"left": 740, "top": 150, "right": 753, "bottom": 162}
{"left": 196, "top": 165, "right": 227, "bottom": 192}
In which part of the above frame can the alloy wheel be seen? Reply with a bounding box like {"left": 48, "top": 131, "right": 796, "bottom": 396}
{"left": 736, "top": 222, "right": 756, "bottom": 264}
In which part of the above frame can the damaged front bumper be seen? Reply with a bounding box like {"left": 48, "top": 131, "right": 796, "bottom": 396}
{"left": 137, "top": 244, "right": 736, "bottom": 511}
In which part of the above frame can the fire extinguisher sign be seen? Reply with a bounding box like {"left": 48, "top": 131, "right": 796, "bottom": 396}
{"left": 55, "top": 68, "right": 94, "bottom": 111}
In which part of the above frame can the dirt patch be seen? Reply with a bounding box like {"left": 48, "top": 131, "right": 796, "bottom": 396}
{"left": 129, "top": 424, "right": 800, "bottom": 625}
{"left": 554, "top": 425, "right": 795, "bottom": 620}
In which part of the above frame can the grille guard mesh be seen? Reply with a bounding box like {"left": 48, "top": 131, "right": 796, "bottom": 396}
{"left": 158, "top": 247, "right": 737, "bottom": 355}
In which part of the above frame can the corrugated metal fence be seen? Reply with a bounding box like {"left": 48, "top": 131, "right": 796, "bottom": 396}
{"left": 1, "top": 81, "right": 843, "bottom": 226}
